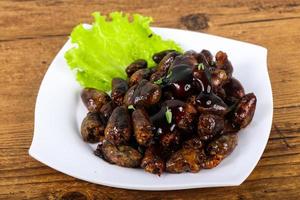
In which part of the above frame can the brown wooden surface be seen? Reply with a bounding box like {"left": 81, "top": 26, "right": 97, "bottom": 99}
{"left": 0, "top": 0, "right": 300, "bottom": 199}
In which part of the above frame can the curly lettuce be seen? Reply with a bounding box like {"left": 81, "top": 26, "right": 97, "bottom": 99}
{"left": 65, "top": 12, "right": 182, "bottom": 91}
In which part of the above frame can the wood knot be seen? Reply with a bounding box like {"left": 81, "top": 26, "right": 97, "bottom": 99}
{"left": 180, "top": 13, "right": 209, "bottom": 31}
{"left": 60, "top": 191, "right": 88, "bottom": 200}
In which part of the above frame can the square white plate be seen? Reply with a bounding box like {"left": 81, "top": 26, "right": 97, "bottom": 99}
{"left": 29, "top": 27, "right": 273, "bottom": 190}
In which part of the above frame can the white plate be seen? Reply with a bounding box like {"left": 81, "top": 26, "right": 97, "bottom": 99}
{"left": 29, "top": 27, "right": 273, "bottom": 190}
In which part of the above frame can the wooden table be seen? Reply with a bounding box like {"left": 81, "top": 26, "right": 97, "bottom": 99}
{"left": 1, "top": 0, "right": 299, "bottom": 199}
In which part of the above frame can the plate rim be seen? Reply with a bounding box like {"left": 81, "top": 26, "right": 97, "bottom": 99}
{"left": 29, "top": 27, "right": 273, "bottom": 191}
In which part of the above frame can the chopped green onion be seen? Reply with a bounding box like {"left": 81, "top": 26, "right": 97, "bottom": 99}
{"left": 154, "top": 71, "right": 172, "bottom": 85}
{"left": 198, "top": 63, "right": 205, "bottom": 70}
{"left": 166, "top": 71, "right": 172, "bottom": 79}
{"left": 128, "top": 105, "right": 135, "bottom": 110}
{"left": 165, "top": 107, "right": 172, "bottom": 124}
{"left": 154, "top": 78, "right": 163, "bottom": 85}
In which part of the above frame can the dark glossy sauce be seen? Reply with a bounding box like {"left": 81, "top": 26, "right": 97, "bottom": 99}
{"left": 162, "top": 64, "right": 194, "bottom": 98}
{"left": 196, "top": 92, "right": 227, "bottom": 108}
{"left": 150, "top": 100, "right": 188, "bottom": 136}
{"left": 192, "top": 68, "right": 212, "bottom": 93}
{"left": 167, "top": 64, "right": 193, "bottom": 83}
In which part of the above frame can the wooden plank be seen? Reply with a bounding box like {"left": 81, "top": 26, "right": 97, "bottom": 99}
{"left": 0, "top": 0, "right": 300, "bottom": 199}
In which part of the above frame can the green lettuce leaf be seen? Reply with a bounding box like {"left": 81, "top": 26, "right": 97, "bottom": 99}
{"left": 65, "top": 12, "right": 182, "bottom": 91}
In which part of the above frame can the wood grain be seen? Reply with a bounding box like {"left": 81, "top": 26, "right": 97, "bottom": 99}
{"left": 0, "top": 0, "right": 300, "bottom": 199}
